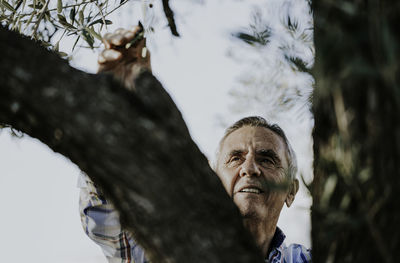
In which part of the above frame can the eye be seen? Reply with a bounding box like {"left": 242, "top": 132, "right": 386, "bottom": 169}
{"left": 230, "top": 156, "right": 241, "bottom": 162}
{"left": 259, "top": 157, "right": 275, "bottom": 165}
{"left": 226, "top": 156, "right": 242, "bottom": 165}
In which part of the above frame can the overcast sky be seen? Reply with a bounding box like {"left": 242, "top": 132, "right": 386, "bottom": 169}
{"left": 0, "top": 0, "right": 313, "bottom": 262}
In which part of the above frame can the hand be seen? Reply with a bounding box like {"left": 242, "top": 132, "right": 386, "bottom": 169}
{"left": 98, "top": 25, "right": 151, "bottom": 89}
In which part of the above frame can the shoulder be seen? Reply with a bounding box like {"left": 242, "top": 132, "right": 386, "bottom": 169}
{"left": 281, "top": 243, "right": 311, "bottom": 263}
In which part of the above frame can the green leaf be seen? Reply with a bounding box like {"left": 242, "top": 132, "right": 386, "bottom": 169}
{"left": 86, "top": 10, "right": 92, "bottom": 23}
{"left": 40, "top": 41, "right": 51, "bottom": 47}
{"left": 87, "top": 26, "right": 102, "bottom": 41}
{"left": 22, "top": 0, "right": 27, "bottom": 11}
{"left": 25, "top": 11, "right": 35, "bottom": 28}
{"left": 234, "top": 24, "right": 271, "bottom": 46}
{"left": 285, "top": 55, "right": 310, "bottom": 73}
{"left": 44, "top": 10, "right": 50, "bottom": 21}
{"left": 57, "top": 0, "right": 62, "bottom": 13}
{"left": 54, "top": 41, "right": 60, "bottom": 52}
{"left": 11, "top": 15, "right": 21, "bottom": 30}
{"left": 58, "top": 51, "right": 68, "bottom": 58}
{"left": 28, "top": 3, "right": 43, "bottom": 9}
{"left": 235, "top": 33, "right": 258, "bottom": 45}
{"left": 58, "top": 14, "right": 67, "bottom": 23}
{"left": 1, "top": 0, "right": 16, "bottom": 12}
{"left": 286, "top": 16, "right": 299, "bottom": 32}
{"left": 81, "top": 3, "right": 87, "bottom": 14}
{"left": 58, "top": 14, "right": 76, "bottom": 29}
{"left": 78, "top": 10, "right": 84, "bottom": 25}
{"left": 71, "top": 35, "right": 80, "bottom": 52}
{"left": 69, "top": 7, "right": 75, "bottom": 25}
{"left": 88, "top": 18, "right": 112, "bottom": 26}
{"left": 82, "top": 29, "right": 94, "bottom": 48}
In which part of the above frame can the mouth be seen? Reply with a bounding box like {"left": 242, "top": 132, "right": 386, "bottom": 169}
{"left": 237, "top": 186, "right": 264, "bottom": 194}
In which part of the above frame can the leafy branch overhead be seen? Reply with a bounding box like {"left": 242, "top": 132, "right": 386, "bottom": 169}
{"left": 0, "top": 0, "right": 179, "bottom": 57}
{"left": 228, "top": 4, "right": 314, "bottom": 128}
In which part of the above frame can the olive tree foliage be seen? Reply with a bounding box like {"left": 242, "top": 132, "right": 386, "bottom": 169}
{"left": 228, "top": 0, "right": 314, "bottom": 182}
{"left": 312, "top": 0, "right": 400, "bottom": 261}
{"left": 0, "top": 0, "right": 178, "bottom": 57}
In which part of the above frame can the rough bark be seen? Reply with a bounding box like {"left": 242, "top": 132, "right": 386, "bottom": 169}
{"left": 312, "top": 0, "right": 400, "bottom": 262}
{"left": 0, "top": 27, "right": 263, "bottom": 263}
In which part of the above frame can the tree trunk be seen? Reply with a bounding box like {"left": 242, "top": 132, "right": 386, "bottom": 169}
{"left": 0, "top": 27, "right": 263, "bottom": 263}
{"left": 312, "top": 0, "right": 400, "bottom": 262}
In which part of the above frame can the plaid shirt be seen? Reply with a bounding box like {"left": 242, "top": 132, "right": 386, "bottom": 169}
{"left": 79, "top": 174, "right": 311, "bottom": 263}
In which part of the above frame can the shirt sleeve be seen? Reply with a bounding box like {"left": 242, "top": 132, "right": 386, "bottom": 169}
{"left": 79, "top": 173, "right": 148, "bottom": 263}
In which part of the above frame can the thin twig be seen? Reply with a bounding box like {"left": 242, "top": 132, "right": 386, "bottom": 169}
{"left": 162, "top": 0, "right": 179, "bottom": 36}
{"left": 32, "top": 0, "right": 50, "bottom": 39}
{"left": 92, "top": 0, "right": 131, "bottom": 21}
{"left": 95, "top": 2, "right": 107, "bottom": 30}
{"left": 18, "top": 0, "right": 96, "bottom": 18}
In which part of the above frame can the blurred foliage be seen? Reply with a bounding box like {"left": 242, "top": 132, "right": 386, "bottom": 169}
{"left": 312, "top": 0, "right": 400, "bottom": 261}
{"left": 229, "top": 1, "right": 314, "bottom": 118}
{"left": 235, "top": 23, "right": 271, "bottom": 46}
{"left": 0, "top": 0, "right": 131, "bottom": 57}
{"left": 226, "top": 1, "right": 315, "bottom": 182}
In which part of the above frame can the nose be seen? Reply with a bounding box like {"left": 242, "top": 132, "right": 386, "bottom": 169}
{"left": 240, "top": 156, "right": 261, "bottom": 177}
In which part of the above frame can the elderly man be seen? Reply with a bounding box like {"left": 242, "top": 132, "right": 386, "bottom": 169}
{"left": 79, "top": 27, "right": 311, "bottom": 263}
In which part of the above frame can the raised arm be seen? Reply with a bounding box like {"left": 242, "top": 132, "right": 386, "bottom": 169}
{"left": 78, "top": 25, "right": 151, "bottom": 263}
{"left": 79, "top": 173, "right": 148, "bottom": 263}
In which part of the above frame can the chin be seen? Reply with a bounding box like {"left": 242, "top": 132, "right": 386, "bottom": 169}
{"left": 241, "top": 211, "right": 259, "bottom": 220}
{"left": 237, "top": 204, "right": 264, "bottom": 221}
{"left": 235, "top": 196, "right": 265, "bottom": 218}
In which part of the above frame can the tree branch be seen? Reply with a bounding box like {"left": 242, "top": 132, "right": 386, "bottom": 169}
{"left": 162, "top": 0, "right": 180, "bottom": 37}
{"left": 0, "top": 27, "right": 262, "bottom": 262}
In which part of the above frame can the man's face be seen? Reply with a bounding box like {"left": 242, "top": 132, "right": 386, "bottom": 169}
{"left": 216, "top": 126, "right": 297, "bottom": 222}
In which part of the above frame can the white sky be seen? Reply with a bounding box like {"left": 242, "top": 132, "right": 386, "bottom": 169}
{"left": 0, "top": 0, "right": 313, "bottom": 262}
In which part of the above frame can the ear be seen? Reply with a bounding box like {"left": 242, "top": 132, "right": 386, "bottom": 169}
{"left": 285, "top": 179, "right": 299, "bottom": 207}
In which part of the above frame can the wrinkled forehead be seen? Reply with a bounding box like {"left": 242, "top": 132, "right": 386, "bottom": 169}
{"left": 219, "top": 126, "right": 289, "bottom": 165}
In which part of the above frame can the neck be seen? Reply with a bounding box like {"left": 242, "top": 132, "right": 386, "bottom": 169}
{"left": 243, "top": 217, "right": 277, "bottom": 258}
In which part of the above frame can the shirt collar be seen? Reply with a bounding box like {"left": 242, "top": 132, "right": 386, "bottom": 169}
{"left": 268, "top": 227, "right": 286, "bottom": 254}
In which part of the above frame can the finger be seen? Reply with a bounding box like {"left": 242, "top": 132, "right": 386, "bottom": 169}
{"left": 125, "top": 25, "right": 143, "bottom": 42}
{"left": 128, "top": 25, "right": 142, "bottom": 34}
{"left": 114, "top": 28, "right": 126, "bottom": 35}
{"left": 123, "top": 31, "right": 135, "bottom": 42}
{"left": 103, "top": 33, "right": 117, "bottom": 49}
{"left": 103, "top": 29, "right": 129, "bottom": 47}
{"left": 98, "top": 49, "right": 122, "bottom": 64}
{"left": 108, "top": 33, "right": 125, "bottom": 46}
{"left": 113, "top": 28, "right": 134, "bottom": 46}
